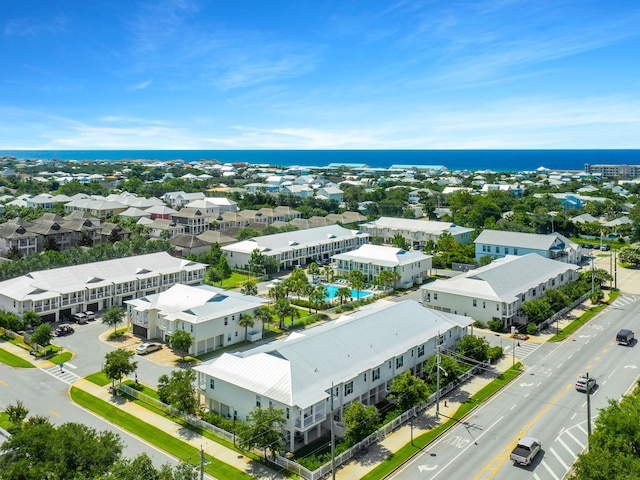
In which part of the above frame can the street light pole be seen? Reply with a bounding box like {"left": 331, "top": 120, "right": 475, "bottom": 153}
{"left": 591, "top": 256, "right": 595, "bottom": 294}
{"left": 586, "top": 372, "right": 592, "bottom": 451}
{"left": 511, "top": 326, "right": 517, "bottom": 367}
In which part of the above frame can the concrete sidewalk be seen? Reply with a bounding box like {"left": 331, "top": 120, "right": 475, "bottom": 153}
{"left": 0, "top": 336, "right": 286, "bottom": 480}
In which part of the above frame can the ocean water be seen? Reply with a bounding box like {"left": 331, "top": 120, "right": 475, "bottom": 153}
{"left": 1, "top": 149, "right": 639, "bottom": 172}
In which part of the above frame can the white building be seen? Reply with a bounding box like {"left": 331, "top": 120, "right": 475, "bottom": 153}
{"left": 162, "top": 191, "right": 206, "bottom": 208}
{"left": 194, "top": 300, "right": 473, "bottom": 452}
{"left": 0, "top": 252, "right": 207, "bottom": 323}
{"left": 331, "top": 244, "right": 431, "bottom": 288}
{"left": 420, "top": 254, "right": 580, "bottom": 328}
{"left": 474, "top": 230, "right": 582, "bottom": 264}
{"left": 184, "top": 197, "right": 239, "bottom": 215}
{"left": 126, "top": 284, "right": 269, "bottom": 353}
{"left": 360, "top": 217, "right": 474, "bottom": 249}
{"left": 222, "top": 225, "right": 370, "bottom": 270}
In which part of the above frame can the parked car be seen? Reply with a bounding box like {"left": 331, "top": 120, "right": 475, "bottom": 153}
{"left": 616, "top": 329, "right": 634, "bottom": 346}
{"left": 136, "top": 342, "right": 162, "bottom": 355}
{"left": 72, "top": 312, "right": 88, "bottom": 324}
{"left": 54, "top": 324, "right": 75, "bottom": 337}
{"left": 601, "top": 244, "right": 610, "bottom": 251}
{"left": 84, "top": 311, "right": 96, "bottom": 320}
{"left": 575, "top": 375, "right": 596, "bottom": 393}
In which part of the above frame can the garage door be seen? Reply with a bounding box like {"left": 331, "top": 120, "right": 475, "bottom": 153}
{"left": 41, "top": 313, "right": 56, "bottom": 323}
{"left": 87, "top": 302, "right": 99, "bottom": 312}
{"left": 132, "top": 324, "right": 148, "bottom": 338}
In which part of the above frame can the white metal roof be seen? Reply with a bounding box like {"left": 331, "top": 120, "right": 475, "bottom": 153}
{"left": 331, "top": 244, "right": 430, "bottom": 267}
{"left": 422, "top": 254, "right": 579, "bottom": 302}
{"left": 474, "top": 230, "right": 578, "bottom": 251}
{"left": 195, "top": 300, "right": 473, "bottom": 409}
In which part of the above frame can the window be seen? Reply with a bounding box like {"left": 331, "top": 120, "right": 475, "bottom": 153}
{"left": 256, "top": 395, "right": 261, "bottom": 407}
{"left": 505, "top": 248, "right": 509, "bottom": 254}
{"left": 286, "top": 407, "right": 290, "bottom": 419}
{"left": 235, "top": 331, "right": 238, "bottom": 337}
{"left": 396, "top": 356, "right": 404, "bottom": 368}
{"left": 473, "top": 299, "right": 477, "bottom": 307}
{"left": 418, "top": 345, "right": 425, "bottom": 357}
{"left": 209, "top": 378, "right": 215, "bottom": 389}
{"left": 496, "top": 246, "right": 500, "bottom": 253}
{"left": 434, "top": 293, "right": 438, "bottom": 300}
{"left": 224, "top": 317, "right": 228, "bottom": 326}
{"left": 514, "top": 248, "right": 518, "bottom": 255}
{"left": 372, "top": 367, "right": 380, "bottom": 381}
{"left": 344, "top": 381, "right": 353, "bottom": 396}
{"left": 389, "top": 360, "right": 392, "bottom": 369}
{"left": 483, "top": 301, "right": 486, "bottom": 309}
{"left": 363, "top": 372, "right": 367, "bottom": 381}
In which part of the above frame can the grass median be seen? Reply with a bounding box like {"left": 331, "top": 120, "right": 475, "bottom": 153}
{"left": 0, "top": 348, "right": 34, "bottom": 368}
{"left": 70, "top": 386, "right": 255, "bottom": 480}
{"left": 361, "top": 363, "right": 523, "bottom": 480}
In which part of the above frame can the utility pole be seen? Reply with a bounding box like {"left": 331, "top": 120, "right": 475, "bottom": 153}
{"left": 614, "top": 251, "right": 618, "bottom": 290}
{"left": 591, "top": 256, "right": 595, "bottom": 293}
{"left": 330, "top": 382, "right": 335, "bottom": 480}
{"left": 586, "top": 372, "right": 592, "bottom": 451}
{"left": 435, "top": 344, "right": 441, "bottom": 420}
{"left": 200, "top": 445, "right": 205, "bottom": 480}
{"left": 511, "top": 326, "right": 517, "bottom": 367}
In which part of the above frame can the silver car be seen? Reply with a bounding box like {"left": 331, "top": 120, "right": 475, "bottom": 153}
{"left": 136, "top": 342, "right": 162, "bottom": 355}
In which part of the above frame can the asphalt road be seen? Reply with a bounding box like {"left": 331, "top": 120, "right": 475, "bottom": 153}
{"left": 0, "top": 362, "right": 185, "bottom": 468}
{"left": 388, "top": 292, "right": 640, "bottom": 480}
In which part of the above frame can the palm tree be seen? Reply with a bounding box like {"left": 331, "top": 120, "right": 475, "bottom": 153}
{"left": 287, "top": 304, "right": 301, "bottom": 328}
{"left": 274, "top": 299, "right": 290, "bottom": 330}
{"left": 307, "top": 261, "right": 320, "bottom": 282}
{"left": 336, "top": 286, "right": 352, "bottom": 305}
{"left": 322, "top": 265, "right": 334, "bottom": 283}
{"left": 309, "top": 286, "right": 327, "bottom": 313}
{"left": 241, "top": 278, "right": 258, "bottom": 296}
{"left": 349, "top": 270, "right": 365, "bottom": 300}
{"left": 268, "top": 284, "right": 287, "bottom": 302}
{"left": 239, "top": 314, "right": 255, "bottom": 342}
{"left": 254, "top": 305, "right": 273, "bottom": 335}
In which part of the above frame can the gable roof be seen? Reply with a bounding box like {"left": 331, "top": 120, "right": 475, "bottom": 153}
{"left": 474, "top": 230, "right": 578, "bottom": 250}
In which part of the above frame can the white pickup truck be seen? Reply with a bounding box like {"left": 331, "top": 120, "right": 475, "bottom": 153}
{"left": 510, "top": 436, "right": 541, "bottom": 465}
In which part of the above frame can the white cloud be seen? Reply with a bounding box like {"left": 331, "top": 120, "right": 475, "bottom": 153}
{"left": 129, "top": 79, "right": 152, "bottom": 90}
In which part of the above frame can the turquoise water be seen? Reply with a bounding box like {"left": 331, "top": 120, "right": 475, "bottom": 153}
{"left": 2, "top": 149, "right": 639, "bottom": 171}
{"left": 323, "top": 284, "right": 373, "bottom": 301}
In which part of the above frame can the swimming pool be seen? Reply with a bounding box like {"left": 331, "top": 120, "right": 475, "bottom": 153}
{"left": 323, "top": 284, "right": 373, "bottom": 302}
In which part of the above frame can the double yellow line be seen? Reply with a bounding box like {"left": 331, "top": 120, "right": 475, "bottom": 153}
{"left": 472, "top": 383, "right": 573, "bottom": 479}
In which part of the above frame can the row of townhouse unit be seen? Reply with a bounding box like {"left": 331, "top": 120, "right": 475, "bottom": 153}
{"left": 194, "top": 300, "right": 473, "bottom": 453}
{"left": 0, "top": 252, "right": 207, "bottom": 322}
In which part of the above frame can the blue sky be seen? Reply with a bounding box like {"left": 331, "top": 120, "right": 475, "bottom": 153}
{"left": 1, "top": 0, "right": 639, "bottom": 150}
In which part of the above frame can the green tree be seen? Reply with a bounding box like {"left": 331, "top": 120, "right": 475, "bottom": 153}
{"left": 309, "top": 286, "right": 327, "bottom": 313}
{"left": 248, "top": 248, "right": 265, "bottom": 276}
{"left": 106, "top": 453, "right": 198, "bottom": 480}
{"left": 521, "top": 298, "right": 554, "bottom": 325}
{"left": 456, "top": 335, "right": 490, "bottom": 363}
{"left": 30, "top": 323, "right": 53, "bottom": 352}
{"left": 349, "top": 270, "right": 365, "bottom": 299}
{"left": 103, "top": 348, "right": 138, "bottom": 390}
{"left": 102, "top": 306, "right": 125, "bottom": 334}
{"left": 391, "top": 233, "right": 411, "bottom": 250}
{"left": 336, "top": 286, "right": 352, "bottom": 305}
{"left": 157, "top": 369, "right": 198, "bottom": 414}
{"left": 388, "top": 370, "right": 430, "bottom": 412}
{"left": 169, "top": 329, "right": 193, "bottom": 359}
{"left": 22, "top": 310, "right": 41, "bottom": 328}
{"left": 5, "top": 400, "right": 29, "bottom": 430}
{"left": 377, "top": 269, "right": 400, "bottom": 289}
{"left": 322, "top": 265, "right": 334, "bottom": 282}
{"left": 237, "top": 405, "right": 286, "bottom": 460}
{"left": 0, "top": 418, "right": 123, "bottom": 480}
{"left": 239, "top": 314, "right": 255, "bottom": 342}
{"left": 263, "top": 256, "right": 281, "bottom": 277}
{"left": 254, "top": 305, "right": 273, "bottom": 334}
{"left": 343, "top": 401, "right": 380, "bottom": 443}
{"left": 569, "top": 389, "right": 640, "bottom": 479}
{"left": 273, "top": 299, "right": 291, "bottom": 329}
{"left": 241, "top": 278, "right": 258, "bottom": 296}
{"left": 307, "top": 261, "right": 320, "bottom": 281}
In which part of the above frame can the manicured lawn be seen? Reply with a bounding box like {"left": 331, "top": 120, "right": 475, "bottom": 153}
{"left": 0, "top": 348, "right": 34, "bottom": 368}
{"left": 549, "top": 290, "right": 620, "bottom": 342}
{"left": 361, "top": 364, "right": 523, "bottom": 480}
{"left": 48, "top": 351, "right": 73, "bottom": 365}
{"left": 70, "top": 387, "right": 255, "bottom": 480}
{"left": 86, "top": 371, "right": 111, "bottom": 386}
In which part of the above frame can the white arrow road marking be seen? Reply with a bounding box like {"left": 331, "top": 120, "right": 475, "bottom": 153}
{"left": 519, "top": 382, "right": 535, "bottom": 387}
{"left": 418, "top": 464, "right": 438, "bottom": 472}
{"left": 624, "top": 365, "right": 638, "bottom": 369}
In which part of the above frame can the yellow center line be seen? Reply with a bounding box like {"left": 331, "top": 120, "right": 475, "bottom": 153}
{"left": 472, "top": 383, "right": 573, "bottom": 480}
{"left": 0, "top": 379, "right": 7, "bottom": 386}
{"left": 49, "top": 409, "right": 60, "bottom": 418}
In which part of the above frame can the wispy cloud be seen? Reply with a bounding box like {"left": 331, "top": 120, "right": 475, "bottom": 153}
{"left": 3, "top": 14, "right": 67, "bottom": 37}
{"left": 129, "top": 79, "right": 152, "bottom": 91}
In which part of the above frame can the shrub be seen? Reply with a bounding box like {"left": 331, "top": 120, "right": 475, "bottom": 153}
{"left": 487, "top": 346, "right": 503, "bottom": 362}
{"left": 526, "top": 322, "right": 539, "bottom": 335}
{"left": 473, "top": 320, "right": 485, "bottom": 328}
{"left": 487, "top": 319, "right": 503, "bottom": 332}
